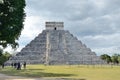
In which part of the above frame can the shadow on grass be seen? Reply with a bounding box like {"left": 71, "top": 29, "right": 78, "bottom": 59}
{"left": 24, "top": 72, "right": 76, "bottom": 77}
{"left": 27, "top": 69, "right": 45, "bottom": 71}
{"left": 23, "top": 72, "right": 87, "bottom": 80}
{"left": 55, "top": 78, "right": 86, "bottom": 80}
{"left": 0, "top": 69, "right": 76, "bottom": 78}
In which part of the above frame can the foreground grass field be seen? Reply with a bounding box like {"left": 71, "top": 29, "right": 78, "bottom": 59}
{"left": 0, "top": 65, "right": 120, "bottom": 80}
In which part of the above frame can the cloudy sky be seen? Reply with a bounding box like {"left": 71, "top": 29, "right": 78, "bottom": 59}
{"left": 5, "top": 0, "right": 120, "bottom": 55}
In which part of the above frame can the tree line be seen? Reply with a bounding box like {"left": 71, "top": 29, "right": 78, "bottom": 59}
{"left": 0, "top": 48, "right": 11, "bottom": 66}
{"left": 100, "top": 54, "right": 120, "bottom": 64}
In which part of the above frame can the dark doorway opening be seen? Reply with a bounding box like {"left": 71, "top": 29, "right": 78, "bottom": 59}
{"left": 54, "top": 27, "right": 57, "bottom": 30}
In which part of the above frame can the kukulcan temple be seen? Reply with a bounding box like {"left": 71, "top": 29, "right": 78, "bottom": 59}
{"left": 6, "top": 22, "right": 104, "bottom": 65}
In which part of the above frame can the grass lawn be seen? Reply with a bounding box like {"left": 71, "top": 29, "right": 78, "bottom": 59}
{"left": 0, "top": 64, "right": 120, "bottom": 80}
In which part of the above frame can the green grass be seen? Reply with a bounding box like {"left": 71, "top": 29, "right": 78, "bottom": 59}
{"left": 0, "top": 64, "right": 120, "bottom": 80}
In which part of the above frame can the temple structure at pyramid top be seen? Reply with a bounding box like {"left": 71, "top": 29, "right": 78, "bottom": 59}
{"left": 45, "top": 22, "right": 64, "bottom": 30}
{"left": 6, "top": 22, "right": 105, "bottom": 65}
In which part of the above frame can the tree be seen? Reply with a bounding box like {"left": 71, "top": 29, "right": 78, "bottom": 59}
{"left": 0, "top": 48, "right": 3, "bottom": 56}
{"left": 0, "top": 55, "right": 7, "bottom": 65}
{"left": 100, "top": 54, "right": 112, "bottom": 64}
{"left": 3, "top": 51, "right": 12, "bottom": 59}
{"left": 118, "top": 56, "right": 120, "bottom": 64}
{"left": 0, "top": 0, "right": 26, "bottom": 48}
{"left": 0, "top": 51, "right": 11, "bottom": 65}
{"left": 111, "top": 54, "right": 119, "bottom": 64}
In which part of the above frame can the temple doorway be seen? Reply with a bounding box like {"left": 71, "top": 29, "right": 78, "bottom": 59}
{"left": 54, "top": 27, "right": 57, "bottom": 30}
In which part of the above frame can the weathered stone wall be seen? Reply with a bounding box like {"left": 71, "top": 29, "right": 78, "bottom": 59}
{"left": 46, "top": 22, "right": 64, "bottom": 30}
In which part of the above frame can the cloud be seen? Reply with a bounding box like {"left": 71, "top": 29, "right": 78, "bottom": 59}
{"left": 93, "top": 47, "right": 120, "bottom": 56}
{"left": 78, "top": 33, "right": 120, "bottom": 55}
{"left": 80, "top": 33, "right": 120, "bottom": 48}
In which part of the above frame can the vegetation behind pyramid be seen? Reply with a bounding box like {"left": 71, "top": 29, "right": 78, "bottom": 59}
{"left": 7, "top": 22, "right": 104, "bottom": 65}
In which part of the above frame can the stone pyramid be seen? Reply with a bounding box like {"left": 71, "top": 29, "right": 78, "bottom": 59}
{"left": 7, "top": 22, "right": 104, "bottom": 65}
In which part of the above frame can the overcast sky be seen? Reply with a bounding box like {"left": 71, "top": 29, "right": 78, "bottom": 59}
{"left": 5, "top": 0, "right": 120, "bottom": 55}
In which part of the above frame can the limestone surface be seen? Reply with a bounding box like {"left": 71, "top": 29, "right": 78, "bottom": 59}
{"left": 6, "top": 22, "right": 104, "bottom": 65}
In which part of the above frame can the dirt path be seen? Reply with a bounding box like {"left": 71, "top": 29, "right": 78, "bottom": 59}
{"left": 0, "top": 73, "right": 42, "bottom": 80}
{"left": 0, "top": 73, "right": 83, "bottom": 80}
